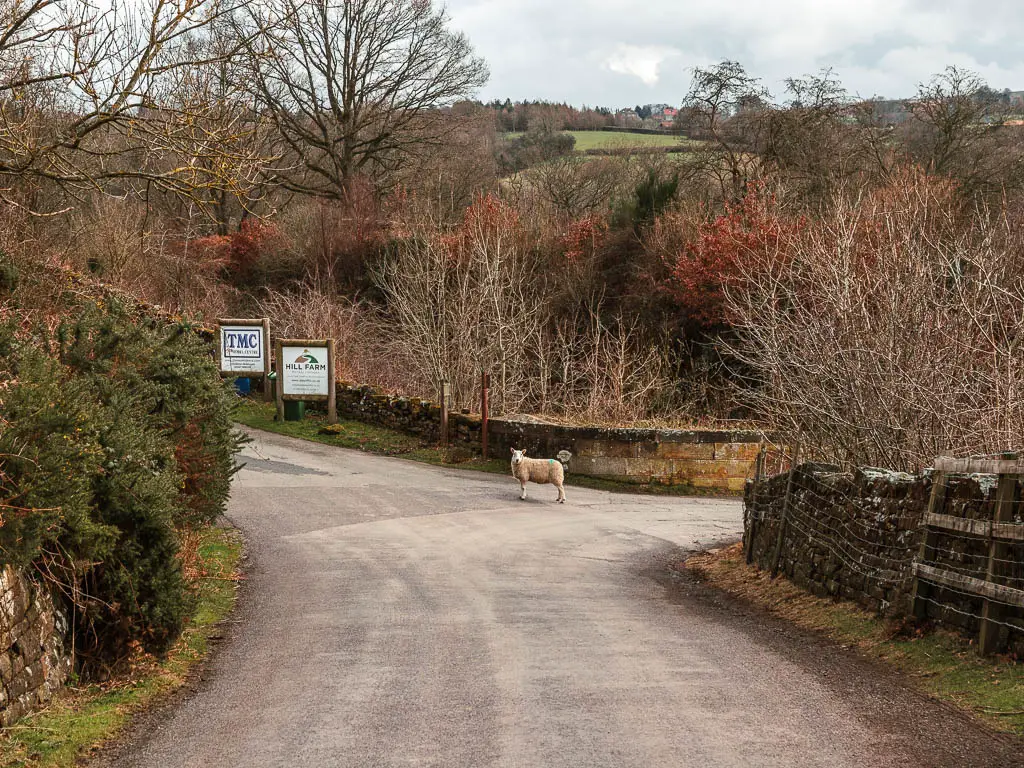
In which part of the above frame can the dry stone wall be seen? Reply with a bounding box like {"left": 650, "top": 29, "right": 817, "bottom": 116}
{"left": 744, "top": 465, "right": 1024, "bottom": 653}
{"left": 745, "top": 466, "right": 928, "bottom": 614}
{"left": 335, "top": 382, "right": 446, "bottom": 442}
{"left": 488, "top": 420, "right": 762, "bottom": 492}
{"left": 333, "top": 382, "right": 762, "bottom": 492}
{"left": 0, "top": 567, "right": 72, "bottom": 726}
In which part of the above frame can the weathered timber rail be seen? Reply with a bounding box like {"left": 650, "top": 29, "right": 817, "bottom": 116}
{"left": 912, "top": 456, "right": 1024, "bottom": 655}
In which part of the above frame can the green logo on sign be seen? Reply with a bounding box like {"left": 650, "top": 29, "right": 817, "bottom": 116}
{"left": 295, "top": 349, "right": 320, "bottom": 364}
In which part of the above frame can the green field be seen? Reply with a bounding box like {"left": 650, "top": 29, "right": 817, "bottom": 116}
{"left": 505, "top": 130, "right": 690, "bottom": 151}
{"left": 569, "top": 130, "right": 688, "bottom": 151}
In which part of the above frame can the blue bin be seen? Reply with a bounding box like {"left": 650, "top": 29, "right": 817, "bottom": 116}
{"left": 234, "top": 377, "right": 251, "bottom": 395}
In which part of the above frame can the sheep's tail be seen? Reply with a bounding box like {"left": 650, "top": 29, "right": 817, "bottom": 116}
{"left": 556, "top": 450, "right": 572, "bottom": 471}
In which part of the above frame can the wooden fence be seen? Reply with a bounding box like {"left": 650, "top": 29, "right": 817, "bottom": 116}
{"left": 912, "top": 456, "right": 1024, "bottom": 655}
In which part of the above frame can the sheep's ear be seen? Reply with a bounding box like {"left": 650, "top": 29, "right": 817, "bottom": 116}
{"left": 510, "top": 447, "right": 516, "bottom": 455}
{"left": 522, "top": 449, "right": 527, "bottom": 456}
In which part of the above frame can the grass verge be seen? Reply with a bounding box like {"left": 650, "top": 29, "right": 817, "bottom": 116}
{"left": 684, "top": 543, "right": 1024, "bottom": 736}
{"left": 232, "top": 399, "right": 731, "bottom": 498}
{"left": 0, "top": 525, "right": 243, "bottom": 768}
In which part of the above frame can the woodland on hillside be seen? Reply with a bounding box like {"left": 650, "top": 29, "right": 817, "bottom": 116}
{"left": 4, "top": 0, "right": 1024, "bottom": 471}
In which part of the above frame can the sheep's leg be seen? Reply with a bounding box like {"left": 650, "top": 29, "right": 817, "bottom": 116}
{"left": 556, "top": 481, "right": 565, "bottom": 503}
{"left": 519, "top": 481, "right": 527, "bottom": 500}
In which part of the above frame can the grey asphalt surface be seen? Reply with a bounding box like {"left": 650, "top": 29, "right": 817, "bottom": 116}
{"left": 106, "top": 429, "right": 1024, "bottom": 768}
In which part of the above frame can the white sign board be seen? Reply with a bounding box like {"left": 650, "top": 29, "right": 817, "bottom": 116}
{"left": 220, "top": 325, "right": 266, "bottom": 374}
{"left": 281, "top": 346, "right": 330, "bottom": 397}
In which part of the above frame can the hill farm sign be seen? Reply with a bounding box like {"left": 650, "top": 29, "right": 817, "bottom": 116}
{"left": 275, "top": 338, "right": 337, "bottom": 423}
{"left": 282, "top": 346, "right": 330, "bottom": 396}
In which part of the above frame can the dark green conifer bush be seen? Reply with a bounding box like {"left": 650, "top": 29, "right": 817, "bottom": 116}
{"left": 0, "top": 285, "right": 243, "bottom": 669}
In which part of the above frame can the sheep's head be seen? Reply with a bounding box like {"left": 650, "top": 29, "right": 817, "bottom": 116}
{"left": 510, "top": 448, "right": 526, "bottom": 467}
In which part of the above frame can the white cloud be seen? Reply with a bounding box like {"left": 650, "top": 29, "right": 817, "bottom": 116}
{"left": 604, "top": 45, "right": 679, "bottom": 87}
{"left": 443, "top": 0, "right": 1024, "bottom": 106}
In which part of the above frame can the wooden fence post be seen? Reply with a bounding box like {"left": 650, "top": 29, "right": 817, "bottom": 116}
{"left": 440, "top": 382, "right": 451, "bottom": 446}
{"left": 274, "top": 339, "right": 285, "bottom": 423}
{"left": 911, "top": 470, "right": 947, "bottom": 620}
{"left": 745, "top": 444, "right": 767, "bottom": 565}
{"left": 770, "top": 442, "right": 801, "bottom": 578}
{"left": 481, "top": 371, "right": 490, "bottom": 460}
{"left": 979, "top": 472, "right": 1017, "bottom": 655}
{"left": 326, "top": 338, "right": 337, "bottom": 424}
{"left": 262, "top": 317, "right": 273, "bottom": 402}
{"left": 911, "top": 455, "right": 1024, "bottom": 653}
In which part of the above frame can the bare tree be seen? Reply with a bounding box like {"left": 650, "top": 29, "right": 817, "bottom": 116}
{"left": 758, "top": 70, "right": 874, "bottom": 204}
{"left": 900, "top": 66, "right": 1022, "bottom": 197}
{"left": 368, "top": 193, "right": 678, "bottom": 421}
{"left": 907, "top": 67, "right": 993, "bottom": 176}
{"left": 678, "top": 60, "right": 769, "bottom": 201}
{"left": 0, "top": 0, "right": 262, "bottom": 210}
{"left": 724, "top": 168, "right": 1024, "bottom": 471}
{"left": 154, "top": 19, "right": 278, "bottom": 233}
{"left": 539, "top": 306, "right": 671, "bottom": 424}
{"left": 391, "top": 101, "right": 499, "bottom": 221}
{"left": 371, "top": 197, "right": 547, "bottom": 411}
{"left": 235, "top": 0, "right": 488, "bottom": 198}
{"left": 531, "top": 154, "right": 627, "bottom": 219}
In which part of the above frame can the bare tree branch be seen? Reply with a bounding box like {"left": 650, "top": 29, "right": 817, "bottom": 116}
{"left": 234, "top": 0, "right": 488, "bottom": 197}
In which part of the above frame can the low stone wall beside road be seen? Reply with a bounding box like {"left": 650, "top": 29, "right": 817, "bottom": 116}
{"left": 744, "top": 466, "right": 928, "bottom": 615}
{"left": 488, "top": 420, "right": 761, "bottom": 492}
{"left": 744, "top": 464, "right": 1024, "bottom": 654}
{"left": 0, "top": 567, "right": 72, "bottom": 726}
{"left": 333, "top": 382, "right": 762, "bottom": 492}
{"left": 334, "top": 382, "right": 444, "bottom": 442}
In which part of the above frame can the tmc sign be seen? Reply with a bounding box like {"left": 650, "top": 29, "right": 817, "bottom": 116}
{"left": 219, "top": 322, "right": 268, "bottom": 374}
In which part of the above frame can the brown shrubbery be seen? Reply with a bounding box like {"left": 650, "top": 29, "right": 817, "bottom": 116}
{"left": 369, "top": 194, "right": 676, "bottom": 422}
{"left": 4, "top": 10, "right": 1024, "bottom": 450}
{"left": 724, "top": 168, "right": 1024, "bottom": 470}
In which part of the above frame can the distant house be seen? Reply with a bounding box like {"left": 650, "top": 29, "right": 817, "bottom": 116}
{"left": 615, "top": 108, "right": 642, "bottom": 127}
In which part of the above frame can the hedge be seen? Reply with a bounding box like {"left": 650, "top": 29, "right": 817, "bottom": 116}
{"left": 0, "top": 272, "right": 243, "bottom": 670}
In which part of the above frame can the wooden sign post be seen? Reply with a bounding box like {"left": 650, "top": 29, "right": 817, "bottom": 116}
{"left": 275, "top": 338, "right": 337, "bottom": 424}
{"left": 440, "top": 382, "right": 451, "bottom": 446}
{"left": 217, "top": 318, "right": 272, "bottom": 401}
{"left": 481, "top": 371, "right": 490, "bottom": 460}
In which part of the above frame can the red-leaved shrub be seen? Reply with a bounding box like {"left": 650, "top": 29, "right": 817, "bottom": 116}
{"left": 661, "top": 185, "right": 803, "bottom": 329}
{"left": 187, "top": 219, "right": 283, "bottom": 281}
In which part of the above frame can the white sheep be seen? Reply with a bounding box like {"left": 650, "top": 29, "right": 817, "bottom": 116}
{"left": 510, "top": 447, "right": 568, "bottom": 503}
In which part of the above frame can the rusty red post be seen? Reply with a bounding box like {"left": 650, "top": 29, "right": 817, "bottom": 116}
{"left": 481, "top": 371, "right": 490, "bottom": 460}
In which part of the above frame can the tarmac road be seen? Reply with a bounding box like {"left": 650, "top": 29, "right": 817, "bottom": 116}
{"left": 106, "top": 429, "right": 1024, "bottom": 768}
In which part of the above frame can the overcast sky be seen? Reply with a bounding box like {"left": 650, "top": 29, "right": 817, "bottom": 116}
{"left": 444, "top": 0, "right": 1024, "bottom": 108}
